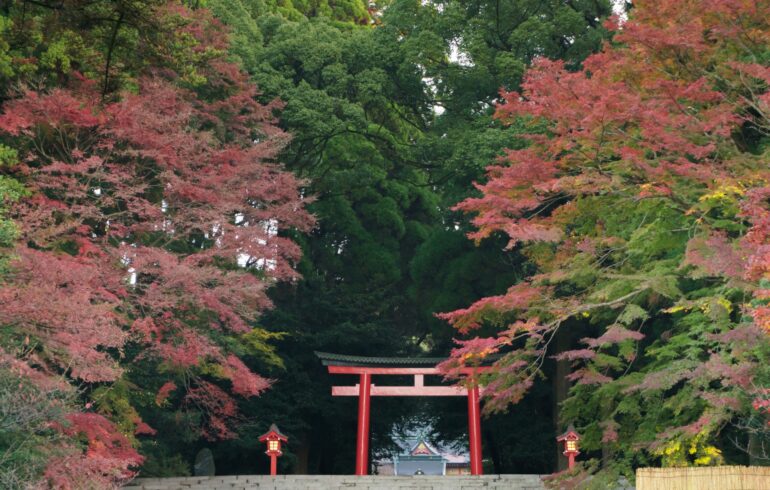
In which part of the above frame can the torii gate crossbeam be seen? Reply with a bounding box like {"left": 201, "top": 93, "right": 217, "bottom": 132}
{"left": 316, "top": 352, "right": 491, "bottom": 476}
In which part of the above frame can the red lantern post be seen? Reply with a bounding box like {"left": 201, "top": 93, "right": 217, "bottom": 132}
{"left": 556, "top": 426, "right": 580, "bottom": 470}
{"left": 259, "top": 424, "right": 288, "bottom": 476}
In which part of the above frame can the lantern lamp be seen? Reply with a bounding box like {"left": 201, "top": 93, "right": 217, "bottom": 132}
{"left": 556, "top": 426, "right": 581, "bottom": 470}
{"left": 259, "top": 424, "right": 288, "bottom": 476}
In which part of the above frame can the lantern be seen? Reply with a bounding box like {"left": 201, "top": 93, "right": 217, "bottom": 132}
{"left": 259, "top": 424, "right": 288, "bottom": 476}
{"left": 556, "top": 426, "right": 581, "bottom": 470}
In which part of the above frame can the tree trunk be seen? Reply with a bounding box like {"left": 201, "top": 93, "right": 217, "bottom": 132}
{"left": 748, "top": 432, "right": 766, "bottom": 466}
{"left": 293, "top": 432, "right": 310, "bottom": 474}
{"left": 553, "top": 327, "right": 570, "bottom": 472}
{"left": 102, "top": 10, "right": 125, "bottom": 98}
{"left": 484, "top": 426, "right": 502, "bottom": 474}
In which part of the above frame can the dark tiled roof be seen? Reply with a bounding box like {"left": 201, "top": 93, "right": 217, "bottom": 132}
{"left": 315, "top": 351, "right": 447, "bottom": 367}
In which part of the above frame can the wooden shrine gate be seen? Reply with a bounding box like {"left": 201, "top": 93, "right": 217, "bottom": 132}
{"left": 316, "top": 352, "right": 491, "bottom": 476}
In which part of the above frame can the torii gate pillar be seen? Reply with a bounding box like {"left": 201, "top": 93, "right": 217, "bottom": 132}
{"left": 355, "top": 373, "right": 372, "bottom": 475}
{"left": 317, "top": 352, "right": 489, "bottom": 476}
{"left": 467, "top": 384, "right": 482, "bottom": 475}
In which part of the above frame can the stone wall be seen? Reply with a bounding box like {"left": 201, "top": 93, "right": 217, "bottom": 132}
{"left": 124, "top": 474, "right": 545, "bottom": 490}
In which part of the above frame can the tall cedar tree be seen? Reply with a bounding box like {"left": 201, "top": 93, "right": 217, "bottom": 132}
{"left": 0, "top": 3, "right": 312, "bottom": 487}
{"left": 441, "top": 0, "right": 770, "bottom": 480}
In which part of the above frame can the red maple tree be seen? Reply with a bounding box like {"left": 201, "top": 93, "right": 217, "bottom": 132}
{"left": 0, "top": 5, "right": 312, "bottom": 485}
{"left": 441, "top": 0, "right": 770, "bottom": 466}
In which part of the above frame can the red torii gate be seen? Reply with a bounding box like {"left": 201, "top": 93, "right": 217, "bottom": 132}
{"left": 316, "top": 352, "right": 491, "bottom": 476}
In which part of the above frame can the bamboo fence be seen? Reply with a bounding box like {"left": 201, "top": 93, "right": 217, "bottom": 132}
{"left": 636, "top": 466, "right": 770, "bottom": 490}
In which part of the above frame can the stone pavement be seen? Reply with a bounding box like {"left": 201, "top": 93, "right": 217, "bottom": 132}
{"left": 124, "top": 474, "right": 545, "bottom": 490}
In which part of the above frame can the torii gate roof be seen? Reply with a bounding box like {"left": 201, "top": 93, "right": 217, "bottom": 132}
{"left": 316, "top": 351, "right": 448, "bottom": 367}
{"left": 316, "top": 351, "right": 493, "bottom": 386}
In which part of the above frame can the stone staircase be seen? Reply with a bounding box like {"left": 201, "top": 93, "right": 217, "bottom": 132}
{"left": 124, "top": 475, "right": 545, "bottom": 490}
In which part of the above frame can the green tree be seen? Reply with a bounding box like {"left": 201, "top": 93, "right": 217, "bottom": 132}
{"left": 381, "top": 0, "right": 612, "bottom": 349}
{"left": 204, "top": 0, "right": 613, "bottom": 475}
{"left": 199, "top": 5, "right": 441, "bottom": 471}
{"left": 441, "top": 0, "right": 770, "bottom": 483}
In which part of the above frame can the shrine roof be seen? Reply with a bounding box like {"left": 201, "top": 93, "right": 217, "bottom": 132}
{"left": 315, "top": 351, "right": 499, "bottom": 367}
{"left": 315, "top": 351, "right": 446, "bottom": 367}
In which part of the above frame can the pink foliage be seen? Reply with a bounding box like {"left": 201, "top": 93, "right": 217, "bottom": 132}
{"left": 752, "top": 389, "right": 770, "bottom": 423}
{"left": 223, "top": 354, "right": 271, "bottom": 397}
{"left": 134, "top": 422, "right": 157, "bottom": 436}
{"left": 441, "top": 0, "right": 768, "bottom": 414}
{"left": 0, "top": 247, "right": 126, "bottom": 382}
{"left": 627, "top": 366, "right": 697, "bottom": 393}
{"left": 184, "top": 381, "right": 239, "bottom": 440}
{"left": 45, "top": 413, "right": 143, "bottom": 489}
{"left": 0, "top": 4, "right": 313, "bottom": 476}
{"left": 582, "top": 326, "right": 645, "bottom": 349}
{"left": 678, "top": 414, "right": 713, "bottom": 437}
{"left": 152, "top": 329, "right": 221, "bottom": 368}
{"left": 0, "top": 347, "right": 70, "bottom": 393}
{"left": 437, "top": 283, "right": 542, "bottom": 333}
{"left": 697, "top": 354, "right": 754, "bottom": 389}
{"left": 684, "top": 232, "right": 745, "bottom": 279}
{"left": 601, "top": 420, "right": 620, "bottom": 444}
{"left": 553, "top": 349, "right": 596, "bottom": 362}
{"left": 702, "top": 393, "right": 740, "bottom": 411}
{"left": 155, "top": 381, "right": 177, "bottom": 406}
{"left": 567, "top": 368, "right": 613, "bottom": 385}
{"left": 438, "top": 336, "right": 501, "bottom": 378}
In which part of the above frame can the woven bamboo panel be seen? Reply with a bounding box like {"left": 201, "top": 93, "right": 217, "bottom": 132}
{"left": 636, "top": 466, "right": 770, "bottom": 490}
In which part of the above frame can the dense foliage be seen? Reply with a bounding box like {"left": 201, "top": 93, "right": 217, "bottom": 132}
{"left": 198, "top": 0, "right": 611, "bottom": 475}
{"left": 6, "top": 0, "right": 770, "bottom": 486}
{"left": 441, "top": 0, "right": 770, "bottom": 482}
{"left": 0, "top": 2, "right": 311, "bottom": 486}
{"left": 0, "top": 0, "right": 617, "bottom": 482}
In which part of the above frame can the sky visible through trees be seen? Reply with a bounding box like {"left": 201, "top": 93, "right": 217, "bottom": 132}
{"left": 1, "top": 0, "right": 770, "bottom": 488}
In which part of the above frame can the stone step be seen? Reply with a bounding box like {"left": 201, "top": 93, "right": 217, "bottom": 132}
{"left": 124, "top": 475, "right": 546, "bottom": 490}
